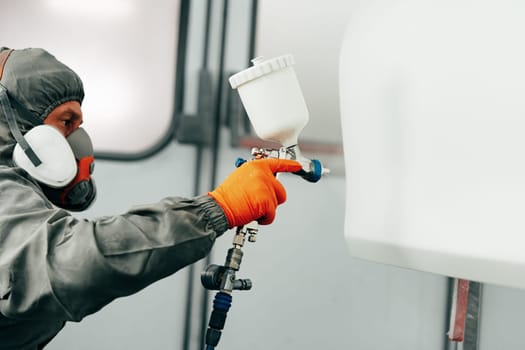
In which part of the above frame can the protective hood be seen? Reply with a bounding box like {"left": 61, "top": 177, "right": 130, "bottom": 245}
{"left": 0, "top": 47, "right": 84, "bottom": 165}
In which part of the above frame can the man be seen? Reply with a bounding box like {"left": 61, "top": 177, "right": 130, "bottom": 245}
{"left": 0, "top": 47, "right": 301, "bottom": 349}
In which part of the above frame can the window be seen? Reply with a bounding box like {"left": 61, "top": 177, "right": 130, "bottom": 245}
{"left": 1, "top": 0, "right": 181, "bottom": 158}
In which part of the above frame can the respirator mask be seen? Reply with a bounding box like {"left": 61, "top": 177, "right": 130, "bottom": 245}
{"left": 0, "top": 84, "right": 96, "bottom": 211}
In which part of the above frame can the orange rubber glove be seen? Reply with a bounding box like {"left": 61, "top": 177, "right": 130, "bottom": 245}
{"left": 208, "top": 158, "right": 303, "bottom": 228}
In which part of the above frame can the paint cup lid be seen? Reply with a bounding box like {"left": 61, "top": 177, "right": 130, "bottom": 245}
{"left": 229, "top": 54, "right": 295, "bottom": 89}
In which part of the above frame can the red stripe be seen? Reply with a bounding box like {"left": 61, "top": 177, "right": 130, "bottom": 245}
{"left": 449, "top": 279, "right": 470, "bottom": 341}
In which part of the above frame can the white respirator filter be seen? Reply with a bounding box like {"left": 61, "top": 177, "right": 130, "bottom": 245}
{"left": 13, "top": 125, "right": 77, "bottom": 188}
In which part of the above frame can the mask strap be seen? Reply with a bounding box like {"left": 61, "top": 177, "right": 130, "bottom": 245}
{"left": 0, "top": 48, "right": 42, "bottom": 167}
{"left": 0, "top": 49, "right": 13, "bottom": 80}
{"left": 0, "top": 85, "right": 42, "bottom": 166}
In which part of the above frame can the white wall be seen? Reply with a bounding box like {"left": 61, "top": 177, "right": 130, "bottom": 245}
{"left": 255, "top": 0, "right": 354, "bottom": 145}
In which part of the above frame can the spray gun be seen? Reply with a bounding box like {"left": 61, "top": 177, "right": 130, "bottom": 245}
{"left": 201, "top": 55, "right": 329, "bottom": 350}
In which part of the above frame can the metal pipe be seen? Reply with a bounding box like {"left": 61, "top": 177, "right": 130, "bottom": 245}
{"left": 243, "top": 0, "right": 258, "bottom": 133}
{"left": 182, "top": 0, "right": 211, "bottom": 349}
{"left": 200, "top": 1, "right": 230, "bottom": 349}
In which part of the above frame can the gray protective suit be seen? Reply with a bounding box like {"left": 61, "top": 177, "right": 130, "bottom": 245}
{"left": 0, "top": 48, "right": 228, "bottom": 349}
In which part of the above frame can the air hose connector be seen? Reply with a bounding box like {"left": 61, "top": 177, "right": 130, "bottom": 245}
{"left": 205, "top": 292, "right": 233, "bottom": 348}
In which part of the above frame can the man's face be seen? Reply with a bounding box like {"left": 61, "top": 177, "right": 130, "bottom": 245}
{"left": 43, "top": 101, "right": 83, "bottom": 137}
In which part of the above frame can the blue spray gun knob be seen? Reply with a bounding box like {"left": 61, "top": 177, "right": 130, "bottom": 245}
{"left": 294, "top": 159, "right": 323, "bottom": 183}
{"left": 235, "top": 158, "right": 247, "bottom": 168}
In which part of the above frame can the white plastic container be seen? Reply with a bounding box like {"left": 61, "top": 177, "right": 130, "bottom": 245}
{"left": 229, "top": 55, "right": 309, "bottom": 147}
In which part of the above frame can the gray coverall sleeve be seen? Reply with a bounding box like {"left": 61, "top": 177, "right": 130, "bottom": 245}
{"left": 0, "top": 176, "right": 229, "bottom": 322}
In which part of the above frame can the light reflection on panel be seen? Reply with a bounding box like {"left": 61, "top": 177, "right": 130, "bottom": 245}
{"left": 1, "top": 0, "right": 179, "bottom": 156}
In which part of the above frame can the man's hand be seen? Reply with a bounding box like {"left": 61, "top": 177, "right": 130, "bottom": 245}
{"left": 208, "top": 158, "right": 302, "bottom": 228}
